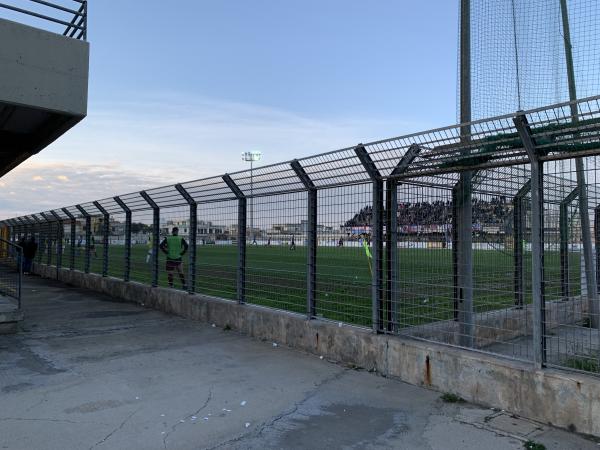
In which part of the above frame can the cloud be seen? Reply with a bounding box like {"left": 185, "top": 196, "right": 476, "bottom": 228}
{"left": 0, "top": 161, "right": 173, "bottom": 218}
{"left": 38, "top": 94, "right": 432, "bottom": 177}
{"left": 0, "top": 93, "right": 436, "bottom": 218}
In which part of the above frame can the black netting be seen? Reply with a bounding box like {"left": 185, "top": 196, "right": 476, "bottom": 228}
{"left": 460, "top": 0, "right": 600, "bottom": 121}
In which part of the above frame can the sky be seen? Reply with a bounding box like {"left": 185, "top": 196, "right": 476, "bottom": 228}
{"left": 0, "top": 0, "right": 460, "bottom": 217}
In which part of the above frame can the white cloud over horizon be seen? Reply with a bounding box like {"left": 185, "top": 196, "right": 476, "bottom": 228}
{"left": 1, "top": 94, "right": 435, "bottom": 218}
{"left": 0, "top": 161, "right": 175, "bottom": 218}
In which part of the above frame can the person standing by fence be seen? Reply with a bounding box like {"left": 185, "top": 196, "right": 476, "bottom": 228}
{"left": 145, "top": 235, "right": 153, "bottom": 264}
{"left": 23, "top": 236, "right": 37, "bottom": 274}
{"left": 159, "top": 227, "right": 188, "bottom": 289}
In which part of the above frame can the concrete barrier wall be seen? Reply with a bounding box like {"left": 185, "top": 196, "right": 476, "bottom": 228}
{"left": 32, "top": 264, "right": 600, "bottom": 437}
{"left": 406, "top": 297, "right": 586, "bottom": 349}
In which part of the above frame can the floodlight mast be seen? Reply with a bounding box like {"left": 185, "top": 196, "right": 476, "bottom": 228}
{"left": 456, "top": 0, "right": 474, "bottom": 347}
{"left": 242, "top": 151, "right": 262, "bottom": 244}
{"left": 559, "top": 0, "right": 599, "bottom": 327}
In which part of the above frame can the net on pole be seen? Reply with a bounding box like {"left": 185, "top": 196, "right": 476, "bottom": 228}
{"left": 461, "top": 0, "right": 600, "bottom": 121}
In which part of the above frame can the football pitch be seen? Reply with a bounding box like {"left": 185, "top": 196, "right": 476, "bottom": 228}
{"left": 54, "top": 244, "right": 580, "bottom": 328}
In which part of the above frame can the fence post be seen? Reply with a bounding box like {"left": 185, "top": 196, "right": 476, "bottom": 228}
{"left": 9, "top": 219, "right": 15, "bottom": 242}
{"left": 175, "top": 184, "right": 197, "bottom": 294}
{"left": 15, "top": 219, "right": 21, "bottom": 241}
{"left": 114, "top": 196, "right": 132, "bottom": 282}
{"left": 4, "top": 220, "right": 11, "bottom": 242}
{"left": 223, "top": 174, "right": 246, "bottom": 304}
{"left": 514, "top": 113, "right": 545, "bottom": 369}
{"left": 451, "top": 186, "right": 459, "bottom": 320}
{"left": 385, "top": 144, "right": 422, "bottom": 332}
{"left": 62, "top": 208, "right": 76, "bottom": 270}
{"left": 291, "top": 160, "right": 317, "bottom": 319}
{"left": 50, "top": 210, "right": 63, "bottom": 274}
{"left": 456, "top": 173, "right": 474, "bottom": 347}
{"left": 75, "top": 205, "right": 91, "bottom": 273}
{"left": 18, "top": 217, "right": 28, "bottom": 240}
{"left": 40, "top": 213, "right": 54, "bottom": 266}
{"left": 93, "top": 201, "right": 110, "bottom": 277}
{"left": 596, "top": 206, "right": 600, "bottom": 295}
{"left": 140, "top": 191, "right": 160, "bottom": 287}
{"left": 27, "top": 217, "right": 34, "bottom": 243}
{"left": 560, "top": 0, "right": 599, "bottom": 329}
{"left": 18, "top": 218, "right": 25, "bottom": 245}
{"left": 385, "top": 180, "right": 397, "bottom": 332}
{"left": 355, "top": 144, "right": 383, "bottom": 332}
{"left": 513, "top": 180, "right": 531, "bottom": 307}
{"left": 21, "top": 217, "right": 29, "bottom": 241}
{"left": 559, "top": 188, "right": 579, "bottom": 301}
{"left": 16, "top": 219, "right": 22, "bottom": 241}
{"left": 31, "top": 215, "right": 44, "bottom": 265}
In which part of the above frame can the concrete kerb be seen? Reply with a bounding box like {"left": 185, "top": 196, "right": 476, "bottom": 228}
{"left": 31, "top": 262, "right": 600, "bottom": 437}
{"left": 0, "top": 296, "right": 23, "bottom": 335}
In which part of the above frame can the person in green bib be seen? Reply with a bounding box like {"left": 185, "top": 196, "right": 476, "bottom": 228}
{"left": 159, "top": 227, "right": 189, "bottom": 289}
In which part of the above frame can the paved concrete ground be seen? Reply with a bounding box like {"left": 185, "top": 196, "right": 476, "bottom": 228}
{"left": 0, "top": 276, "right": 597, "bottom": 450}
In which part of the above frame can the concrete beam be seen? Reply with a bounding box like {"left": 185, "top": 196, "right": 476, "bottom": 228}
{"left": 0, "top": 18, "right": 88, "bottom": 116}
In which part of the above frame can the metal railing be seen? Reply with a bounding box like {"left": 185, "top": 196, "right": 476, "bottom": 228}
{"left": 0, "top": 238, "right": 22, "bottom": 309}
{"left": 3, "top": 94, "right": 600, "bottom": 376}
{"left": 0, "top": 0, "right": 87, "bottom": 39}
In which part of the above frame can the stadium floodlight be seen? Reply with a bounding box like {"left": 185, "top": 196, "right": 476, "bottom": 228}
{"left": 241, "top": 151, "right": 262, "bottom": 162}
{"left": 242, "top": 151, "right": 262, "bottom": 244}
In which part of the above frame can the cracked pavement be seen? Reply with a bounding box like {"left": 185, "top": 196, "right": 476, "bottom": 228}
{"left": 0, "top": 277, "right": 597, "bottom": 450}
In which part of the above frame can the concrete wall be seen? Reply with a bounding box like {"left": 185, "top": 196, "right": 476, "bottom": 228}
{"left": 0, "top": 303, "right": 22, "bottom": 334}
{"left": 33, "top": 264, "right": 600, "bottom": 438}
{"left": 407, "top": 297, "right": 586, "bottom": 348}
{"left": 0, "top": 18, "right": 89, "bottom": 115}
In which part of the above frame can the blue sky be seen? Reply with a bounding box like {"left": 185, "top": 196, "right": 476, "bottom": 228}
{"left": 0, "top": 0, "right": 460, "bottom": 216}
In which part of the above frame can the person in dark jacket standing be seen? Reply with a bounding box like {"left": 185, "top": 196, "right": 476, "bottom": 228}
{"left": 23, "top": 236, "right": 38, "bottom": 274}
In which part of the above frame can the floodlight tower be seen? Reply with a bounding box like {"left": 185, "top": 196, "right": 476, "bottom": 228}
{"left": 242, "top": 151, "right": 262, "bottom": 244}
{"left": 456, "top": 0, "right": 474, "bottom": 347}
{"left": 559, "top": 0, "right": 599, "bottom": 326}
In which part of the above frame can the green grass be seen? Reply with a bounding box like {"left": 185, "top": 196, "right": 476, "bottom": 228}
{"left": 440, "top": 392, "right": 465, "bottom": 403}
{"left": 524, "top": 440, "right": 546, "bottom": 450}
{"left": 564, "top": 357, "right": 600, "bottom": 373}
{"left": 37, "top": 244, "right": 581, "bottom": 329}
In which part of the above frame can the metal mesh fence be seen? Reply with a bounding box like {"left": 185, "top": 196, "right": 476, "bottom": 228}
{"left": 0, "top": 238, "right": 21, "bottom": 308}
{"left": 465, "top": 0, "right": 600, "bottom": 120}
{"left": 4, "top": 96, "right": 600, "bottom": 376}
{"left": 130, "top": 210, "right": 155, "bottom": 285}
{"left": 245, "top": 192, "right": 307, "bottom": 313}
{"left": 541, "top": 156, "right": 600, "bottom": 374}
{"left": 316, "top": 184, "right": 373, "bottom": 326}
{"left": 195, "top": 201, "right": 238, "bottom": 300}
